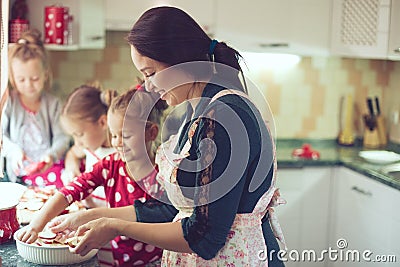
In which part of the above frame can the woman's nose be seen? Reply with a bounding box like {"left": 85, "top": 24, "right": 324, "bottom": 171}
{"left": 144, "top": 77, "right": 156, "bottom": 93}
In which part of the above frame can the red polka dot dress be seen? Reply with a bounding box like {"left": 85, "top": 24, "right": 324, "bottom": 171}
{"left": 59, "top": 152, "right": 162, "bottom": 266}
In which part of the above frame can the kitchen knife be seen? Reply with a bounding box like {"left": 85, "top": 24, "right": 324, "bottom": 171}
{"left": 375, "top": 97, "right": 381, "bottom": 116}
{"left": 367, "top": 98, "right": 374, "bottom": 116}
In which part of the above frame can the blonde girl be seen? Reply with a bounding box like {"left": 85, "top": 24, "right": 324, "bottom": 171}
{"left": 2, "top": 29, "right": 69, "bottom": 186}
{"left": 60, "top": 83, "right": 117, "bottom": 208}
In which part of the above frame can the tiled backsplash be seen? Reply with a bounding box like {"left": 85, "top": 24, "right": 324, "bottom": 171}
{"left": 48, "top": 31, "right": 400, "bottom": 140}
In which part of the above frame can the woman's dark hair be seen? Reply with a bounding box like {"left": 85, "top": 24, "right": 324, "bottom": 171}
{"left": 127, "top": 6, "right": 245, "bottom": 92}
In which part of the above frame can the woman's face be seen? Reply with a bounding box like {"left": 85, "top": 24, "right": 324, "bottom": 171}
{"left": 130, "top": 46, "right": 193, "bottom": 106}
{"left": 11, "top": 58, "right": 47, "bottom": 99}
{"left": 61, "top": 115, "right": 108, "bottom": 152}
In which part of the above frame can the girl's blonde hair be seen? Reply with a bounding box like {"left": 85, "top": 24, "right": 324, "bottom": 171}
{"left": 8, "top": 29, "right": 52, "bottom": 91}
{"left": 62, "top": 81, "right": 118, "bottom": 123}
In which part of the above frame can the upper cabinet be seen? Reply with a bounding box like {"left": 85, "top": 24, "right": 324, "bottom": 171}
{"left": 388, "top": 0, "right": 400, "bottom": 59}
{"left": 105, "top": 0, "right": 216, "bottom": 35}
{"left": 17, "top": 0, "right": 105, "bottom": 50}
{"left": 330, "top": 0, "right": 400, "bottom": 60}
{"left": 214, "top": 0, "right": 332, "bottom": 56}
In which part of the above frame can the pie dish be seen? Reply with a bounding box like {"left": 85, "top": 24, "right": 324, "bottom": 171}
{"left": 14, "top": 227, "right": 97, "bottom": 265}
{"left": 358, "top": 150, "right": 400, "bottom": 164}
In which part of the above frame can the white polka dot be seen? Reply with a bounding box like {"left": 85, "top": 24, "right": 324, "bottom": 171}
{"left": 64, "top": 14, "right": 69, "bottom": 20}
{"left": 47, "top": 172, "right": 56, "bottom": 182}
{"left": 48, "top": 14, "right": 54, "bottom": 20}
{"left": 107, "top": 178, "right": 115, "bottom": 187}
{"left": 66, "top": 194, "right": 73, "bottom": 203}
{"left": 145, "top": 244, "right": 155, "bottom": 253}
{"left": 138, "top": 197, "right": 146, "bottom": 203}
{"left": 66, "top": 185, "right": 75, "bottom": 191}
{"left": 123, "top": 253, "right": 130, "bottom": 262}
{"left": 127, "top": 184, "right": 134, "bottom": 193}
{"left": 87, "top": 180, "right": 95, "bottom": 187}
{"left": 115, "top": 192, "right": 121, "bottom": 202}
{"left": 45, "top": 38, "right": 50, "bottom": 43}
{"left": 56, "top": 38, "right": 62, "bottom": 44}
{"left": 35, "top": 176, "right": 44, "bottom": 186}
{"left": 63, "top": 30, "right": 68, "bottom": 36}
{"left": 120, "top": 236, "right": 128, "bottom": 240}
{"left": 25, "top": 179, "right": 33, "bottom": 185}
{"left": 133, "top": 260, "right": 144, "bottom": 266}
{"left": 48, "top": 30, "right": 53, "bottom": 36}
{"left": 111, "top": 240, "right": 118, "bottom": 248}
{"left": 133, "top": 242, "right": 143, "bottom": 252}
{"left": 102, "top": 169, "right": 109, "bottom": 179}
{"left": 74, "top": 181, "right": 83, "bottom": 187}
{"left": 56, "top": 22, "right": 62, "bottom": 28}
{"left": 106, "top": 156, "right": 111, "bottom": 161}
{"left": 150, "top": 255, "right": 159, "bottom": 262}
{"left": 45, "top": 21, "right": 50, "bottom": 28}
{"left": 119, "top": 167, "right": 126, "bottom": 176}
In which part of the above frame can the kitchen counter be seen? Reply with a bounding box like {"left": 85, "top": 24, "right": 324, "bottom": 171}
{"left": 276, "top": 139, "right": 400, "bottom": 190}
{"left": 0, "top": 240, "right": 99, "bottom": 267}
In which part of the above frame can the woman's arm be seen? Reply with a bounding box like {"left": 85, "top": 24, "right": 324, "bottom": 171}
{"left": 73, "top": 218, "right": 193, "bottom": 256}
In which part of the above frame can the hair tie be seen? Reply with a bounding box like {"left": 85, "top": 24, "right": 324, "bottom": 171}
{"left": 209, "top": 39, "right": 218, "bottom": 57}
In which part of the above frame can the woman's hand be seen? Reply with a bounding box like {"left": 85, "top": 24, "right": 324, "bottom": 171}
{"left": 11, "top": 148, "right": 25, "bottom": 175}
{"left": 70, "top": 218, "right": 120, "bottom": 256}
{"left": 17, "top": 225, "right": 40, "bottom": 244}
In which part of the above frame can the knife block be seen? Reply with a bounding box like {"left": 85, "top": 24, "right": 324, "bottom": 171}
{"left": 376, "top": 115, "right": 387, "bottom": 146}
{"left": 363, "top": 128, "right": 380, "bottom": 148}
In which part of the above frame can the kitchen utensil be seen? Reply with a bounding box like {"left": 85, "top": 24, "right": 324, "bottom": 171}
{"left": 374, "top": 97, "right": 387, "bottom": 146}
{"left": 359, "top": 150, "right": 400, "bottom": 164}
{"left": 367, "top": 98, "right": 375, "bottom": 117}
{"left": 14, "top": 227, "right": 98, "bottom": 265}
{"left": 338, "top": 94, "right": 355, "bottom": 145}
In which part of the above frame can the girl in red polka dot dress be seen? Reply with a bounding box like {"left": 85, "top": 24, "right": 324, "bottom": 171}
{"left": 18, "top": 88, "right": 168, "bottom": 266}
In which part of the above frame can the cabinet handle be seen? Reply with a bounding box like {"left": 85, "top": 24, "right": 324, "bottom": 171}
{"left": 394, "top": 47, "right": 400, "bottom": 53}
{"left": 351, "top": 186, "right": 372, "bottom": 197}
{"left": 90, "top": 36, "right": 104, "bottom": 41}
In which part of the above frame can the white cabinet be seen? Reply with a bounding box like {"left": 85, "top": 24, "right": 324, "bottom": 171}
{"left": 275, "top": 167, "right": 333, "bottom": 267}
{"left": 19, "top": 0, "right": 105, "bottom": 49}
{"left": 105, "top": 0, "right": 216, "bottom": 34}
{"left": 388, "top": 0, "right": 400, "bottom": 59}
{"left": 214, "top": 0, "right": 331, "bottom": 56}
{"left": 329, "top": 167, "right": 400, "bottom": 267}
{"left": 330, "top": 0, "right": 391, "bottom": 59}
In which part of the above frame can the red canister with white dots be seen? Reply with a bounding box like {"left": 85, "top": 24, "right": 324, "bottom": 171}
{"left": 44, "top": 6, "right": 70, "bottom": 45}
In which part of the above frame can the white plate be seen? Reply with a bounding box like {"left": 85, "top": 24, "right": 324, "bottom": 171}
{"left": 0, "top": 182, "right": 27, "bottom": 209}
{"left": 14, "top": 228, "right": 98, "bottom": 265}
{"left": 359, "top": 150, "right": 400, "bottom": 164}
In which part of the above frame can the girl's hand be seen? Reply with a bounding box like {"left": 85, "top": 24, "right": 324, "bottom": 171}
{"left": 11, "top": 149, "right": 25, "bottom": 175}
{"left": 38, "top": 155, "right": 54, "bottom": 173}
{"left": 48, "top": 211, "right": 87, "bottom": 234}
{"left": 70, "top": 218, "right": 120, "bottom": 256}
{"left": 17, "top": 225, "right": 40, "bottom": 244}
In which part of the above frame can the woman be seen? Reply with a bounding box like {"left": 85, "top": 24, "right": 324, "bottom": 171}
{"left": 65, "top": 6, "right": 285, "bottom": 266}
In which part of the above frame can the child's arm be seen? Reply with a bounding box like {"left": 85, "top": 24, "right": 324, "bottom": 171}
{"left": 62, "top": 145, "right": 85, "bottom": 184}
{"left": 17, "top": 192, "right": 69, "bottom": 244}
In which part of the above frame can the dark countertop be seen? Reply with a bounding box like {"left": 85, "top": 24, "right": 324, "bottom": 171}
{"left": 276, "top": 139, "right": 400, "bottom": 190}
{"left": 1, "top": 139, "right": 399, "bottom": 266}
{"left": 0, "top": 240, "right": 99, "bottom": 267}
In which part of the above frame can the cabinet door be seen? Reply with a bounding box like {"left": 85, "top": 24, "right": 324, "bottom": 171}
{"left": 105, "top": 0, "right": 215, "bottom": 34}
{"left": 388, "top": 0, "right": 400, "bottom": 60}
{"left": 330, "top": 167, "right": 400, "bottom": 267}
{"left": 24, "top": 0, "right": 105, "bottom": 50}
{"left": 275, "top": 167, "right": 332, "bottom": 267}
{"left": 330, "top": 0, "right": 391, "bottom": 59}
{"left": 214, "top": 0, "right": 331, "bottom": 56}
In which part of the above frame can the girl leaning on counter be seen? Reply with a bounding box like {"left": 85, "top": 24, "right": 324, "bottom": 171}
{"left": 48, "top": 6, "right": 286, "bottom": 267}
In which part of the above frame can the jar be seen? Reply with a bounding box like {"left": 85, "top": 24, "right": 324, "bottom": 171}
{"left": 9, "top": 19, "right": 29, "bottom": 43}
{"left": 44, "top": 5, "right": 70, "bottom": 45}
{"left": 0, "top": 201, "right": 20, "bottom": 244}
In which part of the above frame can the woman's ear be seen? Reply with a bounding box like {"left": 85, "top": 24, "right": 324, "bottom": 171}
{"left": 145, "top": 124, "right": 159, "bottom": 141}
